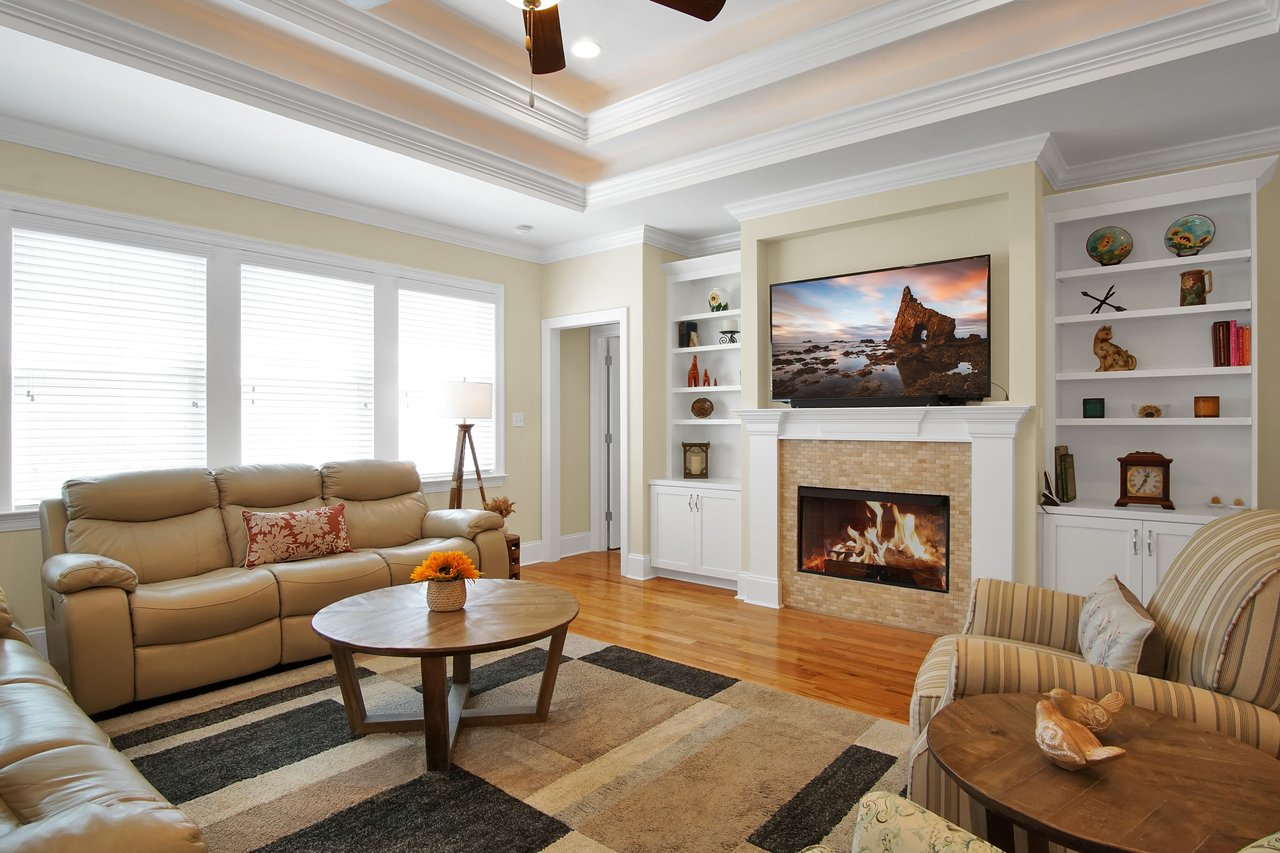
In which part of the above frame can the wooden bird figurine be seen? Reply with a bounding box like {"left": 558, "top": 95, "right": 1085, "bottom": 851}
{"left": 1044, "top": 688, "right": 1125, "bottom": 734}
{"left": 1035, "top": 698, "right": 1126, "bottom": 771}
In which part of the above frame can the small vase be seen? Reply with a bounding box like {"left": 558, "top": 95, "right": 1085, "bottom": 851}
{"left": 426, "top": 579, "right": 467, "bottom": 612}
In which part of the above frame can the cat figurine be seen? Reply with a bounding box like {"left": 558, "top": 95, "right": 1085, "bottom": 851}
{"left": 1093, "top": 325, "right": 1137, "bottom": 372}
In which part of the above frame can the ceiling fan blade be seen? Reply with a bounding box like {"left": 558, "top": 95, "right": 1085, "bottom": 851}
{"left": 647, "top": 0, "right": 727, "bottom": 22}
{"left": 523, "top": 5, "right": 566, "bottom": 75}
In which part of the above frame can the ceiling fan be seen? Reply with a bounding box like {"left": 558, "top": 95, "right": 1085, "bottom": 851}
{"left": 509, "top": 0, "right": 727, "bottom": 75}
{"left": 346, "top": 0, "right": 728, "bottom": 75}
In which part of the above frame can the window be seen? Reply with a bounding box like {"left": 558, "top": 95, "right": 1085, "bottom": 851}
{"left": 398, "top": 287, "right": 498, "bottom": 479}
{"left": 10, "top": 229, "right": 207, "bottom": 509}
{"left": 240, "top": 265, "right": 375, "bottom": 464}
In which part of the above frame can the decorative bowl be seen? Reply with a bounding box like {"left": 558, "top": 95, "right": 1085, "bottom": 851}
{"left": 691, "top": 397, "right": 714, "bottom": 418}
{"left": 1131, "top": 402, "right": 1170, "bottom": 418}
{"left": 1085, "top": 226, "right": 1133, "bottom": 266}
{"left": 1164, "top": 214, "right": 1215, "bottom": 257}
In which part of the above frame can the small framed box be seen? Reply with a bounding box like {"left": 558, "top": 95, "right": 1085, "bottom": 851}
{"left": 682, "top": 442, "right": 709, "bottom": 479}
{"left": 1082, "top": 397, "right": 1105, "bottom": 418}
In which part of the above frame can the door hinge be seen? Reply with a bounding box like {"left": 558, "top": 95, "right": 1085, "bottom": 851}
{"left": 605, "top": 432, "right": 613, "bottom": 445}
{"left": 604, "top": 354, "right": 614, "bottom": 367}
{"left": 605, "top": 510, "right": 613, "bottom": 522}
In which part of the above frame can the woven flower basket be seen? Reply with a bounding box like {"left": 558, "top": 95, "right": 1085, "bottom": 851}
{"left": 425, "top": 579, "right": 467, "bottom": 612}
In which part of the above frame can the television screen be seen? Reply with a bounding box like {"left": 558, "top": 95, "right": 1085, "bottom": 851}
{"left": 770, "top": 255, "right": 990, "bottom": 405}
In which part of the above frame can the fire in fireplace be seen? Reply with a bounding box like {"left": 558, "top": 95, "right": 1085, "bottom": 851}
{"left": 797, "top": 487, "right": 949, "bottom": 593}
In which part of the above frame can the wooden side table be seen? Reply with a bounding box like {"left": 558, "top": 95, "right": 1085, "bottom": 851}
{"left": 504, "top": 532, "right": 521, "bottom": 579}
{"left": 926, "top": 692, "right": 1280, "bottom": 853}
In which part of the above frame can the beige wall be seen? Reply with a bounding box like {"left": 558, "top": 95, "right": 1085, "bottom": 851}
{"left": 0, "top": 142, "right": 543, "bottom": 628}
{"left": 739, "top": 164, "right": 1044, "bottom": 581}
{"left": 558, "top": 327, "right": 591, "bottom": 536}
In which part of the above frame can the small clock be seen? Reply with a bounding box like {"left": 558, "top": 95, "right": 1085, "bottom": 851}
{"left": 1116, "top": 451, "right": 1174, "bottom": 510}
{"left": 682, "top": 442, "right": 709, "bottom": 479}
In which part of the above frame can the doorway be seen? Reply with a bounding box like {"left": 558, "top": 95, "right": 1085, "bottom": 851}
{"left": 590, "top": 324, "right": 621, "bottom": 551}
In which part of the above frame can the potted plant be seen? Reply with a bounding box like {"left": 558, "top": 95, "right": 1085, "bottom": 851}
{"left": 410, "top": 551, "right": 480, "bottom": 612}
{"left": 482, "top": 495, "right": 516, "bottom": 531}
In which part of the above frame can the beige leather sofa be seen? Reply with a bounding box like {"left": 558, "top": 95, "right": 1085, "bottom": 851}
{"left": 40, "top": 459, "right": 507, "bottom": 715}
{"left": 0, "top": 588, "right": 206, "bottom": 851}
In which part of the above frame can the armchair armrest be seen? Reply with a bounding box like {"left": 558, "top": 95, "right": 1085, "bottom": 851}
{"left": 964, "top": 578, "right": 1083, "bottom": 653}
{"left": 948, "top": 635, "right": 1280, "bottom": 757}
{"left": 41, "top": 554, "right": 138, "bottom": 594}
{"left": 422, "top": 509, "right": 503, "bottom": 540}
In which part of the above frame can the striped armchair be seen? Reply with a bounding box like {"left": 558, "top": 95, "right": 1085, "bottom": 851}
{"left": 908, "top": 509, "right": 1280, "bottom": 838}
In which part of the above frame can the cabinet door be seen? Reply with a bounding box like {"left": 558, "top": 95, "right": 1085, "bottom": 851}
{"left": 695, "top": 489, "right": 741, "bottom": 579}
{"left": 1141, "top": 520, "right": 1202, "bottom": 603}
{"left": 1042, "top": 515, "right": 1142, "bottom": 598}
{"left": 651, "top": 487, "right": 697, "bottom": 571}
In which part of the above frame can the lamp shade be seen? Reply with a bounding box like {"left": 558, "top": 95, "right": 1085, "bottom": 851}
{"left": 440, "top": 381, "right": 493, "bottom": 421}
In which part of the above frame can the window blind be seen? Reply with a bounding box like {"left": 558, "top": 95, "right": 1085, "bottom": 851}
{"left": 398, "top": 288, "right": 496, "bottom": 479}
{"left": 241, "top": 265, "right": 375, "bottom": 465}
{"left": 10, "top": 229, "right": 207, "bottom": 509}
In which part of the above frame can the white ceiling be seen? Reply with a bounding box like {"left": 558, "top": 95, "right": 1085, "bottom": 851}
{"left": 0, "top": 0, "right": 1278, "bottom": 260}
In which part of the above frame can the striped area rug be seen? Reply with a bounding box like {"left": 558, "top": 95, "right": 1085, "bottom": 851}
{"left": 99, "top": 634, "right": 912, "bottom": 852}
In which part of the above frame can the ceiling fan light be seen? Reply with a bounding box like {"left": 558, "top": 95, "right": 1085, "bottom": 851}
{"left": 571, "top": 39, "right": 601, "bottom": 59}
{"left": 504, "top": 0, "right": 561, "bottom": 8}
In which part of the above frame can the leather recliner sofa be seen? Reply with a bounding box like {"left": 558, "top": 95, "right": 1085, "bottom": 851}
{"left": 39, "top": 459, "right": 507, "bottom": 715}
{"left": 0, "top": 588, "right": 206, "bottom": 851}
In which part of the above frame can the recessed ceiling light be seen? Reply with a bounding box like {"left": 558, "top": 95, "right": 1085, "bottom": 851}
{"left": 571, "top": 39, "right": 601, "bottom": 59}
{"left": 514, "top": 224, "right": 534, "bottom": 235}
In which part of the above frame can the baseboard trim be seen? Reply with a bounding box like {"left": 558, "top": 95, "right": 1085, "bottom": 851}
{"left": 25, "top": 627, "right": 48, "bottom": 659}
{"left": 736, "top": 573, "right": 781, "bottom": 608}
{"left": 656, "top": 567, "right": 737, "bottom": 591}
{"left": 559, "top": 532, "right": 592, "bottom": 558}
{"left": 622, "top": 552, "right": 655, "bottom": 580}
{"left": 520, "top": 538, "right": 544, "bottom": 567}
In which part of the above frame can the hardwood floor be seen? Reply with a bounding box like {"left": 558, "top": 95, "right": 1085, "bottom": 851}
{"left": 522, "top": 552, "right": 938, "bottom": 724}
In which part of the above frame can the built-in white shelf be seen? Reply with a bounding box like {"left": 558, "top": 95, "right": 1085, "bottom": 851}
{"left": 671, "top": 419, "right": 742, "bottom": 426}
{"left": 673, "top": 385, "right": 742, "bottom": 393}
{"left": 673, "top": 308, "right": 743, "bottom": 323}
{"left": 1055, "top": 301, "right": 1251, "bottom": 325}
{"left": 1056, "top": 417, "right": 1251, "bottom": 427}
{"left": 1057, "top": 366, "right": 1251, "bottom": 381}
{"left": 673, "top": 343, "right": 740, "bottom": 354}
{"left": 1055, "top": 249, "right": 1252, "bottom": 281}
{"left": 1043, "top": 498, "right": 1216, "bottom": 524}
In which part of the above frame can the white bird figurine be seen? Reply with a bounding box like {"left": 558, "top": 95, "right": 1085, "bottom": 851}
{"left": 1035, "top": 698, "right": 1127, "bottom": 771}
{"left": 1044, "top": 688, "right": 1125, "bottom": 734}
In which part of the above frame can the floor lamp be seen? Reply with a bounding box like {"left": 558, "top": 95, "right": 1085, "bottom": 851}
{"left": 442, "top": 380, "right": 492, "bottom": 510}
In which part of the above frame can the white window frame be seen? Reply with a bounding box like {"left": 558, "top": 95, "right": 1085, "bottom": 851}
{"left": 0, "top": 192, "right": 505, "bottom": 529}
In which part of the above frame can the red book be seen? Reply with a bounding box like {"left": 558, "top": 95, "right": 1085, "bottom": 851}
{"left": 1229, "top": 320, "right": 1239, "bottom": 366}
{"left": 1241, "top": 325, "right": 1252, "bottom": 366}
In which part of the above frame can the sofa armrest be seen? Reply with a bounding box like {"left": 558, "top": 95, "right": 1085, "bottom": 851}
{"left": 852, "top": 790, "right": 1001, "bottom": 853}
{"left": 964, "top": 578, "right": 1083, "bottom": 653}
{"left": 41, "top": 554, "right": 138, "bottom": 594}
{"left": 422, "top": 509, "right": 503, "bottom": 540}
{"left": 949, "top": 635, "right": 1280, "bottom": 756}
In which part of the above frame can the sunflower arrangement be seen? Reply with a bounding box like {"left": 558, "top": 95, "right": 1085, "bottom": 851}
{"left": 410, "top": 551, "right": 480, "bottom": 583}
{"left": 482, "top": 495, "right": 516, "bottom": 519}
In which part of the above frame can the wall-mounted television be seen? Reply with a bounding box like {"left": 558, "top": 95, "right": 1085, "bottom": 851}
{"left": 770, "top": 254, "right": 991, "bottom": 406}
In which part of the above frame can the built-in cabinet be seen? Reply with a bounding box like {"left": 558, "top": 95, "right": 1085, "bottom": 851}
{"left": 650, "top": 482, "right": 741, "bottom": 585}
{"left": 1038, "top": 158, "right": 1274, "bottom": 593}
{"left": 649, "top": 251, "right": 742, "bottom": 587}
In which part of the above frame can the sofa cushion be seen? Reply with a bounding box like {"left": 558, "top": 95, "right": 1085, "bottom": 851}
{"left": 0, "top": 639, "right": 68, "bottom": 691}
{"left": 63, "top": 468, "right": 217, "bottom": 523}
{"left": 373, "top": 537, "right": 480, "bottom": 586}
{"left": 1079, "top": 576, "right": 1164, "bottom": 676}
{"left": 329, "top": 493, "right": 429, "bottom": 550}
{"left": 129, "top": 567, "right": 279, "bottom": 647}
{"left": 65, "top": 508, "right": 233, "bottom": 584}
{"left": 265, "top": 551, "right": 389, "bottom": 617}
{"left": 215, "top": 464, "right": 325, "bottom": 563}
{"left": 0, "top": 744, "right": 206, "bottom": 852}
{"left": 0, "top": 683, "right": 111, "bottom": 768}
{"left": 243, "top": 504, "right": 353, "bottom": 569}
{"left": 321, "top": 459, "right": 421, "bottom": 501}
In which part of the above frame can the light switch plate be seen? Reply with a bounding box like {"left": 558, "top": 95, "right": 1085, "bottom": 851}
{"left": 512, "top": 412, "right": 524, "bottom": 427}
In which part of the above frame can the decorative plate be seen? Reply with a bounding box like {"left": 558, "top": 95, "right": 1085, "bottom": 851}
{"left": 691, "top": 397, "right": 714, "bottom": 418}
{"left": 1085, "top": 226, "right": 1134, "bottom": 266}
{"left": 1164, "top": 214, "right": 1215, "bottom": 257}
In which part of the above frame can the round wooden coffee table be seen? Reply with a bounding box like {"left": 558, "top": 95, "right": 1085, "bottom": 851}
{"left": 312, "top": 579, "right": 579, "bottom": 772}
{"left": 926, "top": 693, "right": 1280, "bottom": 853}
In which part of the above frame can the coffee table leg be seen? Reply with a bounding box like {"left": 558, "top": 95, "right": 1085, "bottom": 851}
{"left": 421, "top": 656, "right": 450, "bottom": 771}
{"left": 534, "top": 627, "right": 568, "bottom": 720}
{"left": 985, "top": 809, "right": 1016, "bottom": 852}
{"left": 329, "top": 645, "right": 368, "bottom": 735}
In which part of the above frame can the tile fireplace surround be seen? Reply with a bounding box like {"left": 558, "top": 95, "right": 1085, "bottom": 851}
{"left": 737, "top": 405, "right": 1032, "bottom": 634}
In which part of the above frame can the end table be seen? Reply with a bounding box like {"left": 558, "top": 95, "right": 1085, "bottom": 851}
{"left": 504, "top": 532, "right": 521, "bottom": 579}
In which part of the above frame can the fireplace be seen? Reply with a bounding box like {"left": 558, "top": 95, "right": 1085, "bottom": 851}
{"left": 797, "top": 487, "right": 949, "bottom": 593}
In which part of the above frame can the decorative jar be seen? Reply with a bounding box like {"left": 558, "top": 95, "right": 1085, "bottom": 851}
{"left": 426, "top": 579, "right": 467, "bottom": 612}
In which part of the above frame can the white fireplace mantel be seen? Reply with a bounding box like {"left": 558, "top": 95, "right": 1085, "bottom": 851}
{"left": 735, "top": 404, "right": 1033, "bottom": 608}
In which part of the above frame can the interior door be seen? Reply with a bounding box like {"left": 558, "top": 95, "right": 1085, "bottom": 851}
{"left": 605, "top": 334, "right": 621, "bottom": 550}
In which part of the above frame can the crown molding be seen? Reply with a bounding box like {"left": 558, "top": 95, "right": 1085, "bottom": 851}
{"left": 538, "top": 225, "right": 694, "bottom": 264}
{"left": 1050, "top": 125, "right": 1280, "bottom": 190}
{"left": 238, "top": 0, "right": 587, "bottom": 144}
{"left": 589, "top": 0, "right": 1280, "bottom": 207}
{"left": 725, "top": 135, "right": 1054, "bottom": 221}
{"left": 0, "top": 116, "right": 545, "bottom": 263}
{"left": 1036, "top": 133, "right": 1071, "bottom": 190}
{"left": 0, "top": 0, "right": 585, "bottom": 210}
{"left": 684, "top": 233, "right": 740, "bottom": 257}
{"left": 587, "top": 0, "right": 1018, "bottom": 144}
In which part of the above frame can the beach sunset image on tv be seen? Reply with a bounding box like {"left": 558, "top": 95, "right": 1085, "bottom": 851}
{"left": 770, "top": 255, "right": 990, "bottom": 403}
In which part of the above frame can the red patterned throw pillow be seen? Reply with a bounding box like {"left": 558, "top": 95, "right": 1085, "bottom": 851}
{"left": 243, "top": 504, "right": 353, "bottom": 568}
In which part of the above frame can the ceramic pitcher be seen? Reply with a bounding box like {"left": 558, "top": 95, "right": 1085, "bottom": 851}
{"left": 1179, "top": 269, "right": 1212, "bottom": 306}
